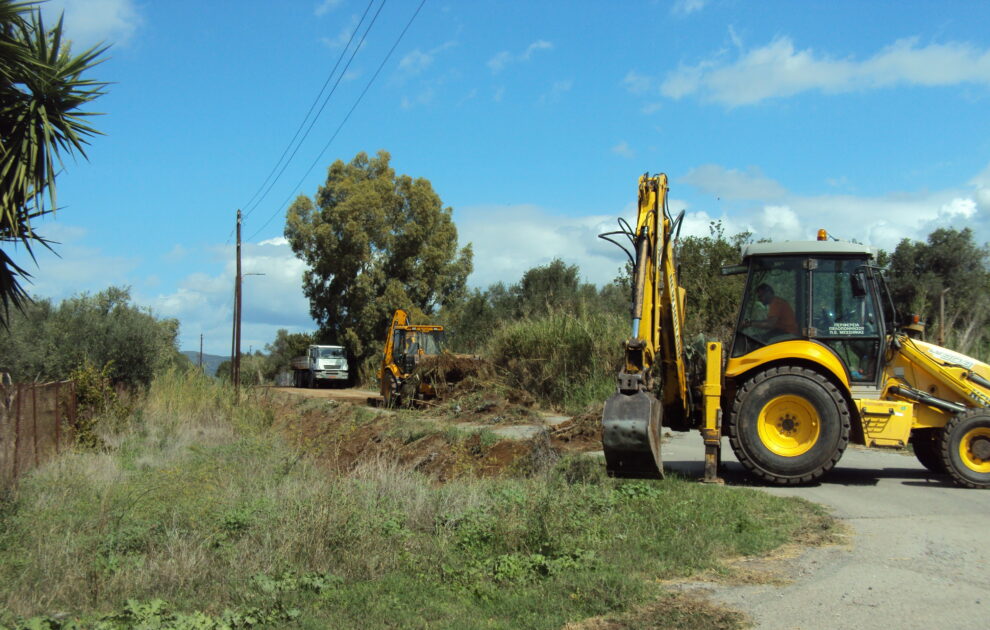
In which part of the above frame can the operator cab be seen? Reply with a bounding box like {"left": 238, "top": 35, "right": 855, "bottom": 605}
{"left": 729, "top": 239, "right": 887, "bottom": 385}
{"left": 393, "top": 328, "right": 446, "bottom": 373}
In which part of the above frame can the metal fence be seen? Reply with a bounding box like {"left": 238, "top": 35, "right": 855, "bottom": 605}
{"left": 0, "top": 380, "right": 77, "bottom": 488}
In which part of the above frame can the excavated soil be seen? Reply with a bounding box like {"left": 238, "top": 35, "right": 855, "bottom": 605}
{"left": 548, "top": 404, "right": 604, "bottom": 452}
{"left": 274, "top": 398, "right": 556, "bottom": 482}
{"left": 266, "top": 363, "right": 604, "bottom": 482}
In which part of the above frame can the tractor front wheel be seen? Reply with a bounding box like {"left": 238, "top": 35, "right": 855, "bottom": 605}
{"left": 940, "top": 410, "right": 990, "bottom": 488}
{"left": 729, "top": 366, "right": 850, "bottom": 484}
{"left": 911, "top": 428, "right": 946, "bottom": 474}
{"left": 382, "top": 373, "right": 400, "bottom": 408}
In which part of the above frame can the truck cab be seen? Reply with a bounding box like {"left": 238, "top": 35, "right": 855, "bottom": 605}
{"left": 291, "top": 344, "right": 350, "bottom": 388}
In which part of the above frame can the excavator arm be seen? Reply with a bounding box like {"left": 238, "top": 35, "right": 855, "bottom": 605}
{"left": 600, "top": 174, "right": 691, "bottom": 477}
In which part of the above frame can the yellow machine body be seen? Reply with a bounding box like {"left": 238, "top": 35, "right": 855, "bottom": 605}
{"left": 378, "top": 309, "right": 445, "bottom": 406}
{"left": 601, "top": 172, "right": 990, "bottom": 488}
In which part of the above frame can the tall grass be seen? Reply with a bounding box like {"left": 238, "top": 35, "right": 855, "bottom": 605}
{"left": 0, "top": 369, "right": 834, "bottom": 629}
{"left": 484, "top": 309, "right": 627, "bottom": 412}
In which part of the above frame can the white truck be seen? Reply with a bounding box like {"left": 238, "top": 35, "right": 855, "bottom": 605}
{"left": 290, "top": 345, "right": 350, "bottom": 388}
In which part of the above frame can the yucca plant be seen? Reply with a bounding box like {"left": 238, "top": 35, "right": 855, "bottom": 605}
{"left": 0, "top": 0, "right": 108, "bottom": 321}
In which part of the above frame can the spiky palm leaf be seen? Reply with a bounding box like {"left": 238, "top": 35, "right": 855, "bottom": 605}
{"left": 0, "top": 0, "right": 107, "bottom": 321}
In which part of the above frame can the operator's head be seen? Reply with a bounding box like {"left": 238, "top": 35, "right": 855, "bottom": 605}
{"left": 756, "top": 283, "right": 774, "bottom": 305}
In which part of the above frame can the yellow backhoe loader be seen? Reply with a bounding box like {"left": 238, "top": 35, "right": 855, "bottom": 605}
{"left": 600, "top": 173, "right": 990, "bottom": 488}
{"left": 378, "top": 309, "right": 447, "bottom": 407}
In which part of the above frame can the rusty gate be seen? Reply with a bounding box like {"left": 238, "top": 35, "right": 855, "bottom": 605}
{"left": 0, "top": 380, "right": 77, "bottom": 488}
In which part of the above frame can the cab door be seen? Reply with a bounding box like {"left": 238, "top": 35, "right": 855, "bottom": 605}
{"left": 809, "top": 258, "right": 884, "bottom": 384}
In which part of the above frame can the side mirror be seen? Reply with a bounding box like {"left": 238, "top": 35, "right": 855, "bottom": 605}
{"left": 720, "top": 264, "right": 747, "bottom": 276}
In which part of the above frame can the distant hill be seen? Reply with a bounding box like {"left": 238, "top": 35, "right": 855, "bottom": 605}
{"left": 181, "top": 351, "right": 228, "bottom": 377}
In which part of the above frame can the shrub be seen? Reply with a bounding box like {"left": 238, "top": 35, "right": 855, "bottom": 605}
{"left": 484, "top": 310, "right": 625, "bottom": 411}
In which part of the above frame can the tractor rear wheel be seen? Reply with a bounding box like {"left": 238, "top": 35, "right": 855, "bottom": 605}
{"left": 911, "top": 428, "right": 946, "bottom": 474}
{"left": 940, "top": 409, "right": 990, "bottom": 488}
{"left": 729, "top": 366, "right": 850, "bottom": 484}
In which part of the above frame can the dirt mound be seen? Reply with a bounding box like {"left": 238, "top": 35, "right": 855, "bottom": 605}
{"left": 400, "top": 355, "right": 541, "bottom": 425}
{"left": 416, "top": 353, "right": 493, "bottom": 384}
{"left": 549, "top": 403, "right": 603, "bottom": 452}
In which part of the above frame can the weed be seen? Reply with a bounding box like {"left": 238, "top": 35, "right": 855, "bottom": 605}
{"left": 0, "top": 372, "right": 834, "bottom": 630}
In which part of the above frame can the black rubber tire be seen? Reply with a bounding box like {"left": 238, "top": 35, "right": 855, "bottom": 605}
{"left": 728, "top": 366, "right": 850, "bottom": 484}
{"left": 382, "top": 373, "right": 400, "bottom": 408}
{"left": 911, "top": 428, "right": 946, "bottom": 474}
{"left": 939, "top": 409, "right": 990, "bottom": 489}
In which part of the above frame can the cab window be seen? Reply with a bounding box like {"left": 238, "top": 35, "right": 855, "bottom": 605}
{"left": 732, "top": 256, "right": 805, "bottom": 357}
{"left": 810, "top": 259, "right": 881, "bottom": 383}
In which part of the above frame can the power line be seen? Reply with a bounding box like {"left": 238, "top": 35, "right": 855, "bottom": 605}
{"left": 240, "top": 0, "right": 378, "bottom": 216}
{"left": 242, "top": 0, "right": 387, "bottom": 221}
{"left": 247, "top": 0, "right": 427, "bottom": 242}
{"left": 226, "top": 0, "right": 381, "bottom": 244}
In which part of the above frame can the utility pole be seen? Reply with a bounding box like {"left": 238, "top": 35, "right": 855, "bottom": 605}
{"left": 198, "top": 334, "right": 203, "bottom": 370}
{"left": 232, "top": 209, "right": 243, "bottom": 402}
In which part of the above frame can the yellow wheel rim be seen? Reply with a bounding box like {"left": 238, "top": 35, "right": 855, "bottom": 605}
{"left": 757, "top": 395, "right": 821, "bottom": 457}
{"left": 958, "top": 427, "right": 990, "bottom": 473}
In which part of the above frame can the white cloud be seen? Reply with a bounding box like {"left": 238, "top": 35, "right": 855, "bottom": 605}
{"left": 314, "top": 0, "right": 343, "bottom": 17}
{"left": 538, "top": 79, "right": 572, "bottom": 104}
{"left": 398, "top": 42, "right": 456, "bottom": 77}
{"left": 163, "top": 244, "right": 187, "bottom": 263}
{"left": 676, "top": 163, "right": 990, "bottom": 250}
{"left": 522, "top": 40, "right": 553, "bottom": 60}
{"left": 400, "top": 87, "right": 435, "bottom": 109}
{"left": 681, "top": 164, "right": 787, "bottom": 201}
{"left": 322, "top": 14, "right": 359, "bottom": 49}
{"left": 672, "top": 0, "right": 709, "bottom": 15}
{"left": 151, "top": 239, "right": 313, "bottom": 354}
{"left": 456, "top": 205, "right": 628, "bottom": 288}
{"left": 612, "top": 141, "right": 635, "bottom": 159}
{"left": 8, "top": 222, "right": 136, "bottom": 301}
{"left": 759, "top": 205, "right": 802, "bottom": 239}
{"left": 939, "top": 197, "right": 977, "bottom": 219}
{"left": 661, "top": 36, "right": 990, "bottom": 106}
{"left": 622, "top": 70, "right": 654, "bottom": 95}
{"left": 400, "top": 50, "right": 433, "bottom": 74}
{"left": 487, "top": 51, "right": 513, "bottom": 74}
{"left": 488, "top": 40, "right": 553, "bottom": 74}
{"left": 41, "top": 0, "right": 141, "bottom": 47}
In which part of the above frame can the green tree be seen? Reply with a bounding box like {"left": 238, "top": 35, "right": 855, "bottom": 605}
{"left": 284, "top": 150, "right": 472, "bottom": 370}
{"left": 0, "top": 286, "right": 184, "bottom": 388}
{"left": 886, "top": 227, "right": 990, "bottom": 355}
{"left": 262, "top": 328, "right": 313, "bottom": 379}
{"left": 1, "top": 1, "right": 108, "bottom": 320}
{"left": 675, "top": 223, "right": 751, "bottom": 341}
{"left": 513, "top": 259, "right": 583, "bottom": 317}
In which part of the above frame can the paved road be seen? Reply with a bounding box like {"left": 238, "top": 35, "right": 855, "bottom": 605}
{"left": 660, "top": 431, "right": 990, "bottom": 630}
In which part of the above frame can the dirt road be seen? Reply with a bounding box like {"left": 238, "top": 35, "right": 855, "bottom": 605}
{"left": 661, "top": 432, "right": 990, "bottom": 630}
{"left": 270, "top": 385, "right": 380, "bottom": 406}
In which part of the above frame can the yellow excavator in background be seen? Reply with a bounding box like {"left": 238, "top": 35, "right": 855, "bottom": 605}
{"left": 600, "top": 173, "right": 990, "bottom": 488}
{"left": 378, "top": 309, "right": 447, "bottom": 407}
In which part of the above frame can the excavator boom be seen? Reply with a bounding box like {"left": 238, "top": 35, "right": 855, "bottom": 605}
{"left": 600, "top": 174, "right": 690, "bottom": 477}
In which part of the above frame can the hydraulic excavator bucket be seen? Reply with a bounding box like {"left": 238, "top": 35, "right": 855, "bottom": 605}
{"left": 602, "top": 389, "right": 664, "bottom": 478}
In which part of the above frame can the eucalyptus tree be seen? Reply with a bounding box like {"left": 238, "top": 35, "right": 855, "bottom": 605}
{"left": 284, "top": 150, "right": 473, "bottom": 369}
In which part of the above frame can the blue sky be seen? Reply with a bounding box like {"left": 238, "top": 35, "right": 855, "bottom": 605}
{"left": 17, "top": 0, "right": 990, "bottom": 354}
